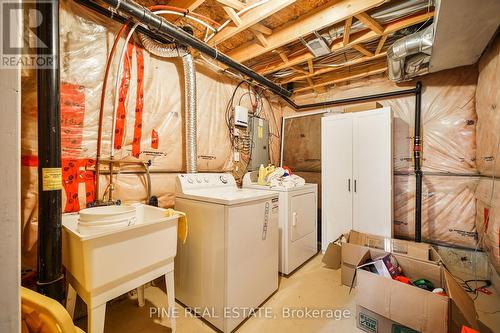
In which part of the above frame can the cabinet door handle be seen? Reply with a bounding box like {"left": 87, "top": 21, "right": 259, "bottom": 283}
{"left": 292, "top": 212, "right": 298, "bottom": 227}
{"left": 354, "top": 180, "right": 357, "bottom": 193}
{"left": 348, "top": 179, "right": 351, "bottom": 192}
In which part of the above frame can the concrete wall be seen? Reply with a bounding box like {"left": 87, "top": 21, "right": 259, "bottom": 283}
{"left": 0, "top": 33, "right": 21, "bottom": 333}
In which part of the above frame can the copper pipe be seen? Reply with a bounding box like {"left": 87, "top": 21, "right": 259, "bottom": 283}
{"left": 95, "top": 23, "right": 129, "bottom": 202}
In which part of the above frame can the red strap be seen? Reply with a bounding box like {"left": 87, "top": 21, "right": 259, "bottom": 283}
{"left": 21, "top": 155, "right": 38, "bottom": 167}
{"left": 484, "top": 207, "right": 490, "bottom": 231}
{"left": 62, "top": 159, "right": 80, "bottom": 212}
{"left": 132, "top": 46, "right": 144, "bottom": 158}
{"left": 151, "top": 129, "right": 159, "bottom": 149}
{"left": 114, "top": 42, "right": 134, "bottom": 150}
{"left": 61, "top": 83, "right": 85, "bottom": 159}
{"left": 22, "top": 156, "right": 96, "bottom": 212}
{"left": 83, "top": 159, "right": 96, "bottom": 206}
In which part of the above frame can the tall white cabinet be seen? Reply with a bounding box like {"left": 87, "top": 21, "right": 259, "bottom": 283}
{"left": 321, "top": 107, "right": 393, "bottom": 251}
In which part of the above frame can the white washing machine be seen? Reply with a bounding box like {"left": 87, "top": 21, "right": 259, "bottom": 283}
{"left": 175, "top": 173, "right": 279, "bottom": 333}
{"left": 243, "top": 173, "right": 318, "bottom": 275}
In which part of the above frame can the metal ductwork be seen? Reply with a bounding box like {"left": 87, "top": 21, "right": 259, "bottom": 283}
{"left": 387, "top": 24, "right": 434, "bottom": 82}
{"left": 82, "top": 0, "right": 421, "bottom": 110}
{"left": 139, "top": 34, "right": 198, "bottom": 173}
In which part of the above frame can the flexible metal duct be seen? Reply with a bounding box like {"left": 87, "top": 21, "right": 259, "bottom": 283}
{"left": 139, "top": 34, "right": 197, "bottom": 173}
{"left": 182, "top": 54, "right": 197, "bottom": 173}
{"left": 387, "top": 24, "right": 434, "bottom": 82}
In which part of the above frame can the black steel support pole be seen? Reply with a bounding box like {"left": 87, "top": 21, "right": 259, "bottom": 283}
{"left": 36, "top": 0, "right": 65, "bottom": 302}
{"left": 414, "top": 82, "right": 423, "bottom": 242}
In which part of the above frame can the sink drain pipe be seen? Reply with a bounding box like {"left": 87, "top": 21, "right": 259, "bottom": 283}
{"left": 36, "top": 0, "right": 65, "bottom": 302}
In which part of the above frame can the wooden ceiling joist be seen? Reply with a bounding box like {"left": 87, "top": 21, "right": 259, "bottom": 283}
{"left": 279, "top": 52, "right": 387, "bottom": 84}
{"left": 210, "top": 0, "right": 294, "bottom": 46}
{"left": 167, "top": 0, "right": 205, "bottom": 10}
{"left": 343, "top": 17, "right": 352, "bottom": 46}
{"left": 307, "top": 59, "right": 314, "bottom": 74}
{"left": 216, "top": 0, "right": 245, "bottom": 10}
{"left": 375, "top": 34, "right": 388, "bottom": 55}
{"left": 256, "top": 10, "right": 434, "bottom": 75}
{"left": 278, "top": 51, "right": 289, "bottom": 63}
{"left": 252, "top": 30, "right": 269, "bottom": 47}
{"left": 251, "top": 24, "right": 272, "bottom": 35}
{"left": 226, "top": 0, "right": 386, "bottom": 63}
{"left": 293, "top": 61, "right": 387, "bottom": 93}
{"left": 352, "top": 43, "right": 374, "bottom": 57}
{"left": 354, "top": 11, "right": 384, "bottom": 35}
{"left": 163, "top": 0, "right": 206, "bottom": 21}
{"left": 223, "top": 6, "right": 242, "bottom": 25}
{"left": 292, "top": 66, "right": 309, "bottom": 75}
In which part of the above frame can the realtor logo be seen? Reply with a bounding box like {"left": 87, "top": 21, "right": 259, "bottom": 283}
{"left": 1, "top": 0, "right": 57, "bottom": 68}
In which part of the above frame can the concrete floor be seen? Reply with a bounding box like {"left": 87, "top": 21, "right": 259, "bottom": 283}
{"left": 75, "top": 254, "right": 500, "bottom": 333}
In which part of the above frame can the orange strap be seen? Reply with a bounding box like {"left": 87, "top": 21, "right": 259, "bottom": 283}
{"left": 132, "top": 46, "right": 145, "bottom": 157}
{"left": 114, "top": 42, "right": 134, "bottom": 150}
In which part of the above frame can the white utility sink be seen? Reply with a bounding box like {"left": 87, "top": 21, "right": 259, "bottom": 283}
{"left": 62, "top": 204, "right": 178, "bottom": 333}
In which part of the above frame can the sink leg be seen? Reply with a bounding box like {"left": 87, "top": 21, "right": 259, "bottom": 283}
{"left": 88, "top": 303, "right": 106, "bottom": 333}
{"left": 66, "top": 283, "right": 77, "bottom": 319}
{"left": 137, "top": 285, "right": 145, "bottom": 307}
{"left": 165, "top": 271, "right": 176, "bottom": 333}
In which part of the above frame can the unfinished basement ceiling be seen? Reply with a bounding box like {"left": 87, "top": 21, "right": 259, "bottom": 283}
{"left": 127, "top": 0, "right": 436, "bottom": 94}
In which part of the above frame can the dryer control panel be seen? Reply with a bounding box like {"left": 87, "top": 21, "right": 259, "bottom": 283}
{"left": 176, "top": 173, "right": 237, "bottom": 193}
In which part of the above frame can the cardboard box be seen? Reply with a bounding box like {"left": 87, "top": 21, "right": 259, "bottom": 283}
{"left": 322, "top": 241, "right": 342, "bottom": 269}
{"left": 348, "top": 230, "right": 436, "bottom": 261}
{"left": 357, "top": 305, "right": 418, "bottom": 333}
{"left": 343, "top": 102, "right": 382, "bottom": 113}
{"left": 358, "top": 253, "right": 402, "bottom": 279}
{"left": 356, "top": 250, "right": 479, "bottom": 333}
{"left": 340, "top": 231, "right": 441, "bottom": 287}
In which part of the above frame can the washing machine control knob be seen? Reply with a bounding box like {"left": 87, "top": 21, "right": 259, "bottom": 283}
{"left": 219, "top": 175, "right": 228, "bottom": 184}
{"left": 196, "top": 177, "right": 202, "bottom": 183}
{"left": 203, "top": 177, "right": 209, "bottom": 183}
{"left": 187, "top": 177, "right": 194, "bottom": 184}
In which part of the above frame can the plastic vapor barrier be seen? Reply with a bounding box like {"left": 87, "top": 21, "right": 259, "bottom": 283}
{"left": 475, "top": 34, "right": 500, "bottom": 274}
{"left": 394, "top": 175, "right": 479, "bottom": 249}
{"left": 294, "top": 67, "right": 478, "bottom": 174}
{"left": 291, "top": 66, "right": 479, "bottom": 249}
{"left": 20, "top": 0, "right": 286, "bottom": 268}
{"left": 475, "top": 178, "right": 500, "bottom": 274}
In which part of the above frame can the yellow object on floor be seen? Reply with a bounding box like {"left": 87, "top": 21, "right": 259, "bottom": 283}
{"left": 21, "top": 287, "right": 84, "bottom": 333}
{"left": 166, "top": 208, "right": 188, "bottom": 243}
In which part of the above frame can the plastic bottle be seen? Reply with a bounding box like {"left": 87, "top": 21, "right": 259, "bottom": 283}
{"left": 258, "top": 164, "right": 266, "bottom": 185}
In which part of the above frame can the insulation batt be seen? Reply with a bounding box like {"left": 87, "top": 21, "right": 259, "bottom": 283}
{"left": 394, "top": 175, "right": 479, "bottom": 249}
{"left": 287, "top": 67, "right": 479, "bottom": 249}
{"left": 475, "top": 33, "right": 500, "bottom": 274}
{"left": 20, "top": 0, "right": 286, "bottom": 269}
{"left": 476, "top": 33, "right": 500, "bottom": 177}
{"left": 293, "top": 67, "right": 478, "bottom": 174}
{"left": 475, "top": 178, "right": 500, "bottom": 274}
